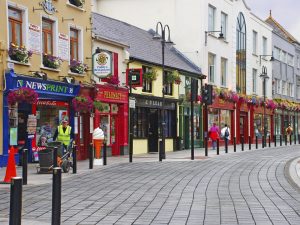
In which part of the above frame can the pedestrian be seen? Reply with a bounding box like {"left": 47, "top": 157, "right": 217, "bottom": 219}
{"left": 209, "top": 123, "right": 219, "bottom": 150}
{"left": 286, "top": 124, "right": 293, "bottom": 142}
{"left": 221, "top": 124, "right": 230, "bottom": 150}
{"left": 53, "top": 117, "right": 73, "bottom": 152}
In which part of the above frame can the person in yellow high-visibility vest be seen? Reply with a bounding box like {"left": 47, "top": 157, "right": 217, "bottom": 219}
{"left": 53, "top": 118, "right": 72, "bottom": 149}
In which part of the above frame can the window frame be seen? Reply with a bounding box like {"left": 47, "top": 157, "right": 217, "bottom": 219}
{"left": 142, "top": 66, "right": 153, "bottom": 93}
{"left": 252, "top": 68, "right": 257, "bottom": 94}
{"left": 221, "top": 12, "right": 227, "bottom": 40}
{"left": 70, "top": 28, "right": 79, "bottom": 61}
{"left": 164, "top": 71, "right": 173, "bottom": 96}
{"left": 252, "top": 30, "right": 257, "bottom": 55}
{"left": 221, "top": 57, "right": 227, "bottom": 87}
{"left": 42, "top": 18, "right": 54, "bottom": 55}
{"left": 8, "top": 6, "right": 23, "bottom": 46}
{"left": 208, "top": 52, "right": 215, "bottom": 84}
{"left": 208, "top": 5, "right": 216, "bottom": 32}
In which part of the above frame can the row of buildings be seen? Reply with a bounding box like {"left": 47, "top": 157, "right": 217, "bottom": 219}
{"left": 0, "top": 0, "right": 299, "bottom": 166}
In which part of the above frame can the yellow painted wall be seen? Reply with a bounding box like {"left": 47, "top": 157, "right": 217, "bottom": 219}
{"left": 165, "top": 138, "right": 173, "bottom": 152}
{"left": 0, "top": 0, "right": 92, "bottom": 155}
{"left": 133, "top": 139, "right": 148, "bottom": 154}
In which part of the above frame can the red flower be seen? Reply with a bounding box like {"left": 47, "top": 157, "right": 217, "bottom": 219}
{"left": 72, "top": 95, "right": 93, "bottom": 113}
{"left": 8, "top": 87, "right": 38, "bottom": 105}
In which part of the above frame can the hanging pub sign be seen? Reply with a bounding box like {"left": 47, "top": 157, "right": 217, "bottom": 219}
{"left": 126, "top": 68, "right": 143, "bottom": 87}
{"left": 92, "top": 49, "right": 113, "bottom": 78}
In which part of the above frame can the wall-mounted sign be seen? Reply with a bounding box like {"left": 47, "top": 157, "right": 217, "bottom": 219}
{"left": 58, "top": 33, "right": 69, "bottom": 61}
{"left": 40, "top": 0, "right": 56, "bottom": 15}
{"left": 28, "top": 24, "right": 41, "bottom": 54}
{"left": 92, "top": 50, "right": 113, "bottom": 78}
{"left": 126, "top": 68, "right": 143, "bottom": 87}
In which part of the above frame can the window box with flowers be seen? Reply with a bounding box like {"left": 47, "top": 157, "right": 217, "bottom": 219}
{"left": 70, "top": 59, "right": 88, "bottom": 74}
{"left": 165, "top": 70, "right": 181, "bottom": 84}
{"left": 69, "top": 0, "right": 84, "bottom": 7}
{"left": 8, "top": 87, "right": 38, "bottom": 106}
{"left": 72, "top": 95, "right": 93, "bottom": 113}
{"left": 143, "top": 68, "right": 158, "bottom": 82}
{"left": 8, "top": 43, "right": 32, "bottom": 64}
{"left": 43, "top": 54, "right": 62, "bottom": 69}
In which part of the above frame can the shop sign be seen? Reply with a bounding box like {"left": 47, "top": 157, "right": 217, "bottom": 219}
{"left": 28, "top": 24, "right": 41, "bottom": 54}
{"left": 129, "top": 97, "right": 136, "bottom": 109}
{"left": 92, "top": 50, "right": 112, "bottom": 78}
{"left": 126, "top": 69, "right": 143, "bottom": 87}
{"left": 135, "top": 98, "right": 176, "bottom": 110}
{"left": 37, "top": 100, "right": 69, "bottom": 107}
{"left": 98, "top": 90, "right": 127, "bottom": 103}
{"left": 40, "top": 0, "right": 56, "bottom": 15}
{"left": 240, "top": 103, "right": 248, "bottom": 112}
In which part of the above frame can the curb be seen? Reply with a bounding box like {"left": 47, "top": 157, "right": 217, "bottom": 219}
{"left": 284, "top": 157, "right": 300, "bottom": 193}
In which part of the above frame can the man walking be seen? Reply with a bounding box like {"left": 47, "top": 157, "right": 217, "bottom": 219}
{"left": 221, "top": 124, "right": 230, "bottom": 152}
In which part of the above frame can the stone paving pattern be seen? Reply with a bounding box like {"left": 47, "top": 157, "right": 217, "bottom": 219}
{"left": 0, "top": 146, "right": 300, "bottom": 225}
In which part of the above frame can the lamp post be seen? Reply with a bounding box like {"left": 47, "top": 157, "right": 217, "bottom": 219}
{"left": 260, "top": 66, "right": 269, "bottom": 148}
{"left": 259, "top": 54, "right": 274, "bottom": 65}
{"left": 205, "top": 26, "right": 224, "bottom": 46}
{"left": 153, "top": 22, "right": 173, "bottom": 161}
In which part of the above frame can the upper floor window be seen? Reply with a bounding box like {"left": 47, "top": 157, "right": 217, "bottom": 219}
{"left": 142, "top": 66, "right": 153, "bottom": 93}
{"left": 236, "top": 12, "right": 246, "bottom": 94}
{"left": 221, "top": 12, "right": 227, "bottom": 40}
{"left": 208, "top": 5, "right": 216, "bottom": 31}
{"left": 288, "top": 54, "right": 294, "bottom": 66}
{"left": 252, "top": 31, "right": 257, "bottom": 55}
{"left": 164, "top": 71, "right": 173, "bottom": 95}
{"left": 274, "top": 47, "right": 280, "bottom": 60}
{"left": 208, "top": 52, "right": 215, "bottom": 83}
{"left": 221, "top": 57, "right": 227, "bottom": 86}
{"left": 281, "top": 51, "right": 287, "bottom": 63}
{"left": 275, "top": 79, "right": 281, "bottom": 94}
{"left": 42, "top": 18, "right": 54, "bottom": 55}
{"left": 70, "top": 28, "right": 79, "bottom": 60}
{"left": 297, "top": 56, "right": 300, "bottom": 69}
{"left": 252, "top": 68, "right": 257, "bottom": 93}
{"left": 282, "top": 81, "right": 286, "bottom": 95}
{"left": 262, "top": 36, "right": 267, "bottom": 56}
{"left": 8, "top": 7, "right": 22, "bottom": 46}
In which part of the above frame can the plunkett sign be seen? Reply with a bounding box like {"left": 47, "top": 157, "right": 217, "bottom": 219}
{"left": 92, "top": 50, "right": 112, "bottom": 78}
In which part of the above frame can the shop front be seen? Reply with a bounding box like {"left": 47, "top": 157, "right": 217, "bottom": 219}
{"left": 251, "top": 106, "right": 273, "bottom": 142}
{"left": 205, "top": 97, "right": 235, "bottom": 146}
{"left": 94, "top": 84, "right": 128, "bottom": 156}
{"left": 133, "top": 94, "right": 178, "bottom": 154}
{"left": 1, "top": 71, "right": 80, "bottom": 166}
{"left": 236, "top": 102, "right": 250, "bottom": 143}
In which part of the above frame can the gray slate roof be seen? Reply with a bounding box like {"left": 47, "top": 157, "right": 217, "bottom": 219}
{"left": 92, "top": 13, "right": 202, "bottom": 76}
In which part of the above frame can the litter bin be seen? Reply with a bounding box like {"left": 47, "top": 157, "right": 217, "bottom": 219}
{"left": 38, "top": 148, "right": 53, "bottom": 173}
{"left": 46, "top": 142, "right": 64, "bottom": 156}
{"left": 173, "top": 136, "right": 182, "bottom": 151}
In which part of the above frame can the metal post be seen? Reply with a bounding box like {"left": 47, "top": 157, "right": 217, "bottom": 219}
{"left": 269, "top": 135, "right": 271, "bottom": 147}
{"left": 280, "top": 135, "right": 282, "bottom": 146}
{"left": 285, "top": 135, "right": 287, "bottom": 146}
{"left": 290, "top": 134, "right": 292, "bottom": 145}
{"left": 53, "top": 147, "right": 58, "bottom": 168}
{"left": 298, "top": 134, "right": 300, "bottom": 144}
{"left": 256, "top": 136, "right": 258, "bottom": 149}
{"left": 191, "top": 87, "right": 194, "bottom": 160}
{"left": 52, "top": 168, "right": 61, "bottom": 225}
{"left": 234, "top": 137, "right": 236, "bottom": 152}
{"left": 22, "top": 149, "right": 28, "bottom": 185}
{"left": 72, "top": 144, "right": 77, "bottom": 174}
{"left": 294, "top": 134, "right": 296, "bottom": 145}
{"left": 160, "top": 28, "right": 166, "bottom": 162}
{"left": 262, "top": 136, "right": 264, "bottom": 148}
{"left": 241, "top": 136, "right": 244, "bottom": 151}
{"left": 129, "top": 74, "right": 133, "bottom": 163}
{"left": 217, "top": 138, "right": 219, "bottom": 155}
{"left": 9, "top": 177, "right": 22, "bottom": 225}
{"left": 249, "top": 136, "right": 251, "bottom": 150}
{"left": 89, "top": 143, "right": 93, "bottom": 169}
{"left": 225, "top": 138, "right": 228, "bottom": 154}
{"left": 205, "top": 137, "right": 208, "bottom": 157}
{"left": 274, "top": 135, "right": 276, "bottom": 147}
{"left": 103, "top": 141, "right": 107, "bottom": 166}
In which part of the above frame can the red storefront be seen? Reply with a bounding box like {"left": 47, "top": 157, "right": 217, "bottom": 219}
{"left": 236, "top": 102, "right": 250, "bottom": 144}
{"left": 205, "top": 97, "right": 235, "bottom": 146}
{"left": 94, "top": 84, "right": 128, "bottom": 156}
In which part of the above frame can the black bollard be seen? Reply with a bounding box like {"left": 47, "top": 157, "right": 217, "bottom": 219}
{"left": 52, "top": 167, "right": 61, "bottom": 225}
{"left": 234, "top": 137, "right": 236, "bottom": 152}
{"left": 280, "top": 135, "right": 282, "bottom": 146}
{"left": 298, "top": 134, "right": 300, "bottom": 144}
{"left": 274, "top": 135, "right": 276, "bottom": 147}
{"left": 9, "top": 177, "right": 22, "bottom": 225}
{"left": 249, "top": 136, "right": 251, "bottom": 150}
{"left": 256, "top": 136, "right": 258, "bottom": 149}
{"left": 72, "top": 144, "right": 77, "bottom": 174}
{"left": 53, "top": 147, "right": 58, "bottom": 168}
{"left": 205, "top": 137, "right": 208, "bottom": 157}
{"left": 217, "top": 139, "right": 219, "bottom": 155}
{"left": 241, "top": 136, "right": 244, "bottom": 151}
{"left": 103, "top": 141, "right": 107, "bottom": 166}
{"left": 22, "top": 149, "right": 28, "bottom": 185}
{"left": 294, "top": 134, "right": 297, "bottom": 145}
{"left": 269, "top": 136, "right": 271, "bottom": 147}
{"left": 285, "top": 135, "right": 287, "bottom": 146}
{"left": 262, "top": 136, "right": 264, "bottom": 148}
{"left": 225, "top": 138, "right": 228, "bottom": 153}
{"left": 290, "top": 135, "right": 292, "bottom": 145}
{"left": 89, "top": 143, "right": 93, "bottom": 169}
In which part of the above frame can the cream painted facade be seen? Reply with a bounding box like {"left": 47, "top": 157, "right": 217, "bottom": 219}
{"left": 0, "top": 0, "right": 92, "bottom": 157}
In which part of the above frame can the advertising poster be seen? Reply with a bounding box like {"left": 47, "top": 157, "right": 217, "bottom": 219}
{"left": 58, "top": 33, "right": 69, "bottom": 61}
{"left": 28, "top": 24, "right": 41, "bottom": 54}
{"left": 9, "top": 128, "right": 18, "bottom": 146}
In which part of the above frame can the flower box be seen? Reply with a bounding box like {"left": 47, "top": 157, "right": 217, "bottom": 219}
{"left": 8, "top": 43, "right": 32, "bottom": 64}
{"left": 70, "top": 59, "right": 87, "bottom": 74}
{"left": 165, "top": 70, "right": 181, "bottom": 84}
{"left": 43, "top": 54, "right": 62, "bottom": 69}
{"left": 143, "top": 68, "right": 158, "bottom": 81}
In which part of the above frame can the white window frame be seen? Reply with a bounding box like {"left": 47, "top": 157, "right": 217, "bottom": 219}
{"left": 274, "top": 47, "right": 280, "bottom": 60}
{"left": 281, "top": 51, "right": 287, "bottom": 63}
{"left": 252, "top": 30, "right": 257, "bottom": 55}
{"left": 282, "top": 81, "right": 286, "bottom": 95}
{"left": 288, "top": 54, "right": 294, "bottom": 66}
{"left": 262, "top": 36, "right": 267, "bottom": 56}
{"left": 220, "top": 57, "right": 227, "bottom": 87}
{"left": 208, "top": 5, "right": 216, "bottom": 32}
{"left": 221, "top": 12, "right": 227, "bottom": 40}
{"left": 208, "top": 52, "right": 215, "bottom": 83}
{"left": 252, "top": 68, "right": 257, "bottom": 93}
{"left": 6, "top": 2, "right": 28, "bottom": 49}
{"left": 68, "top": 24, "right": 84, "bottom": 63}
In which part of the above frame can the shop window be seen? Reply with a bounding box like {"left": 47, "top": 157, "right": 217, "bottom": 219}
{"left": 208, "top": 108, "right": 231, "bottom": 132}
{"left": 164, "top": 71, "right": 173, "bottom": 95}
{"left": 8, "top": 7, "right": 23, "bottom": 46}
{"left": 42, "top": 18, "right": 54, "bottom": 55}
{"left": 142, "top": 66, "right": 152, "bottom": 93}
{"left": 70, "top": 28, "right": 79, "bottom": 61}
{"left": 274, "top": 114, "right": 282, "bottom": 135}
{"left": 133, "top": 107, "right": 148, "bottom": 138}
{"left": 164, "top": 110, "right": 176, "bottom": 137}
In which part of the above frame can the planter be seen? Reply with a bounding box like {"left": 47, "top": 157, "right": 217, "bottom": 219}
{"left": 8, "top": 43, "right": 32, "bottom": 64}
{"left": 70, "top": 59, "right": 87, "bottom": 74}
{"left": 43, "top": 54, "right": 62, "bottom": 69}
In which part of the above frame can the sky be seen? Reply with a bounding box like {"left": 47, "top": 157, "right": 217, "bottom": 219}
{"left": 245, "top": 0, "right": 300, "bottom": 41}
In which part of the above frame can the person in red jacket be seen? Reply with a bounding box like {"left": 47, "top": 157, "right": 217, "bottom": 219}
{"left": 209, "top": 123, "right": 219, "bottom": 150}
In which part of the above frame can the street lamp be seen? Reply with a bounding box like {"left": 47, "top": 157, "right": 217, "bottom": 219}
{"left": 259, "top": 53, "right": 274, "bottom": 65}
{"left": 260, "top": 66, "right": 270, "bottom": 148}
{"left": 153, "top": 22, "right": 173, "bottom": 161}
{"left": 205, "top": 26, "right": 224, "bottom": 46}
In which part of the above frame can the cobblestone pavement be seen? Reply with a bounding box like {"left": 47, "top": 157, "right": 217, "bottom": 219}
{"left": 0, "top": 146, "right": 300, "bottom": 225}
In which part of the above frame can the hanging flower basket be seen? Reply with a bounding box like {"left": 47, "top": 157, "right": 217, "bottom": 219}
{"left": 8, "top": 87, "right": 38, "bottom": 105}
{"left": 143, "top": 68, "right": 158, "bottom": 81}
{"left": 43, "top": 54, "right": 62, "bottom": 69}
{"left": 165, "top": 70, "right": 181, "bottom": 84}
{"left": 70, "top": 59, "right": 88, "bottom": 74}
{"left": 106, "top": 76, "right": 120, "bottom": 86}
{"left": 8, "top": 43, "right": 32, "bottom": 64}
{"left": 94, "top": 100, "right": 110, "bottom": 113}
{"left": 72, "top": 95, "right": 93, "bottom": 113}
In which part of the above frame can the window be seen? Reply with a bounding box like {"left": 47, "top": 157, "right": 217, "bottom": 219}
{"left": 274, "top": 47, "right": 280, "bottom": 60}
{"left": 70, "top": 28, "right": 79, "bottom": 61}
{"left": 252, "top": 69, "right": 257, "bottom": 93}
{"left": 133, "top": 107, "right": 148, "bottom": 138}
{"left": 288, "top": 54, "right": 294, "bottom": 66}
{"left": 164, "top": 71, "right": 173, "bottom": 95}
{"left": 236, "top": 12, "right": 246, "bottom": 94}
{"left": 42, "top": 18, "right": 53, "bottom": 55}
{"left": 297, "top": 56, "right": 300, "bottom": 69}
{"left": 142, "top": 66, "right": 152, "bottom": 93}
{"left": 275, "top": 79, "right": 281, "bottom": 94}
{"left": 221, "top": 57, "right": 227, "bottom": 86}
{"left": 252, "top": 31, "right": 257, "bottom": 55}
{"left": 281, "top": 51, "right": 287, "bottom": 63}
{"left": 208, "top": 5, "right": 216, "bottom": 31}
{"left": 262, "top": 36, "right": 267, "bottom": 56}
{"left": 8, "top": 7, "right": 22, "bottom": 46}
{"left": 282, "top": 81, "right": 286, "bottom": 95}
{"left": 288, "top": 83, "right": 294, "bottom": 97}
{"left": 221, "top": 12, "right": 227, "bottom": 40}
{"left": 208, "top": 53, "right": 215, "bottom": 83}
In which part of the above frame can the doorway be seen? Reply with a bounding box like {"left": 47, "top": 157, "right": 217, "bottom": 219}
{"left": 148, "top": 110, "right": 158, "bottom": 152}
{"left": 239, "top": 113, "right": 248, "bottom": 143}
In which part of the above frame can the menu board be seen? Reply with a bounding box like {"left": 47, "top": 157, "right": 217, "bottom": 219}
{"left": 58, "top": 33, "right": 69, "bottom": 61}
{"left": 27, "top": 114, "right": 37, "bottom": 138}
{"left": 28, "top": 24, "right": 41, "bottom": 54}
